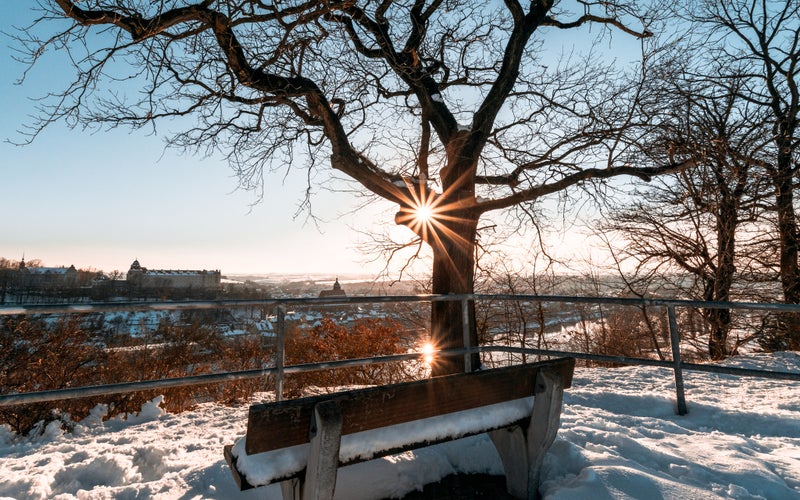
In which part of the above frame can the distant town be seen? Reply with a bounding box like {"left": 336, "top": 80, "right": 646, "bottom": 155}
{"left": 0, "top": 256, "right": 420, "bottom": 303}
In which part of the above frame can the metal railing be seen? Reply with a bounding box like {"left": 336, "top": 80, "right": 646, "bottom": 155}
{"left": 2, "top": 294, "right": 799, "bottom": 415}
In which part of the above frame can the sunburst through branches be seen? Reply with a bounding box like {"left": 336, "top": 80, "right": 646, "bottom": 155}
{"left": 393, "top": 174, "right": 480, "bottom": 287}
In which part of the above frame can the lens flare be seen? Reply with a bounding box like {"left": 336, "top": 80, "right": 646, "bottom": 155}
{"left": 415, "top": 203, "right": 434, "bottom": 224}
{"left": 393, "top": 172, "right": 479, "bottom": 288}
{"left": 421, "top": 341, "right": 436, "bottom": 366}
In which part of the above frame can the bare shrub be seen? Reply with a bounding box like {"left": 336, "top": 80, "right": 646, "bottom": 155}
{"left": 103, "top": 322, "right": 274, "bottom": 414}
{"left": 0, "top": 317, "right": 275, "bottom": 435}
{"left": 0, "top": 317, "right": 107, "bottom": 434}
{"left": 566, "top": 307, "right": 669, "bottom": 366}
{"left": 284, "top": 317, "right": 413, "bottom": 398}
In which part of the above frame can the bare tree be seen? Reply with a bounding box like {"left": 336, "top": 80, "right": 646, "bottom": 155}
{"left": 17, "top": 0, "right": 693, "bottom": 374}
{"left": 475, "top": 251, "right": 564, "bottom": 367}
{"left": 602, "top": 69, "right": 769, "bottom": 359}
{"left": 687, "top": 0, "right": 800, "bottom": 349}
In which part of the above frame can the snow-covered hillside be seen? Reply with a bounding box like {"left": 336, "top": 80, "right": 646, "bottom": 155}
{"left": 1, "top": 353, "right": 798, "bottom": 499}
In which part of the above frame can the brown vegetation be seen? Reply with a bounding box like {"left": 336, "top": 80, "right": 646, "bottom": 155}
{"left": 0, "top": 313, "right": 420, "bottom": 435}
{"left": 284, "top": 317, "right": 416, "bottom": 398}
{"left": 0, "top": 317, "right": 274, "bottom": 435}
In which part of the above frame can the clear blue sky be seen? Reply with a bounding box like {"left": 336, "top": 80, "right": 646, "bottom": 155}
{"left": 1, "top": 4, "right": 641, "bottom": 278}
{"left": 0, "top": 4, "right": 395, "bottom": 276}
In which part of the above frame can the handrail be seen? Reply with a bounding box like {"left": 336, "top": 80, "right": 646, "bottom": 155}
{"left": 2, "top": 293, "right": 799, "bottom": 414}
{"left": 1, "top": 345, "right": 797, "bottom": 408}
{"left": 6, "top": 293, "right": 800, "bottom": 316}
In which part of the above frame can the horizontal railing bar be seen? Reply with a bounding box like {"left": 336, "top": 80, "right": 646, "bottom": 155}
{"left": 474, "top": 294, "right": 800, "bottom": 313}
{"left": 6, "top": 293, "right": 800, "bottom": 317}
{"left": 0, "top": 368, "right": 277, "bottom": 407}
{"left": 481, "top": 346, "right": 800, "bottom": 381}
{"left": 0, "top": 352, "right": 427, "bottom": 407}
{"left": 0, "top": 295, "right": 441, "bottom": 316}
{"left": 2, "top": 345, "right": 796, "bottom": 408}
{"left": 481, "top": 346, "right": 677, "bottom": 369}
{"left": 679, "top": 361, "right": 800, "bottom": 380}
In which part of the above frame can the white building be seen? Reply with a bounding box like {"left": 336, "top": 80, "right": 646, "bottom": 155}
{"left": 126, "top": 259, "right": 221, "bottom": 290}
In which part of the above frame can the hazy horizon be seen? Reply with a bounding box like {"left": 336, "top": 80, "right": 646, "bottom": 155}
{"left": 0, "top": 5, "right": 407, "bottom": 278}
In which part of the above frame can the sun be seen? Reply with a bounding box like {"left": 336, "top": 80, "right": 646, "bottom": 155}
{"left": 421, "top": 341, "right": 436, "bottom": 366}
{"left": 415, "top": 203, "right": 435, "bottom": 224}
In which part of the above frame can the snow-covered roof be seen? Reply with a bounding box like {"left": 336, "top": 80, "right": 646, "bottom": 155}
{"left": 24, "top": 267, "right": 72, "bottom": 275}
{"left": 144, "top": 269, "right": 218, "bottom": 276}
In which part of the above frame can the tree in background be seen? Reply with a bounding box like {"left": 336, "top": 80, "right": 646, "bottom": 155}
{"left": 19, "top": 1, "right": 695, "bottom": 374}
{"left": 601, "top": 70, "right": 767, "bottom": 359}
{"left": 687, "top": 0, "right": 800, "bottom": 349}
{"left": 602, "top": 0, "right": 800, "bottom": 354}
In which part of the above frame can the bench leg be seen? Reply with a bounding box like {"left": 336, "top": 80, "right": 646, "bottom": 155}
{"left": 280, "top": 478, "right": 301, "bottom": 500}
{"left": 278, "top": 400, "right": 343, "bottom": 500}
{"left": 303, "top": 400, "right": 343, "bottom": 500}
{"left": 490, "top": 369, "right": 565, "bottom": 500}
{"left": 489, "top": 424, "right": 528, "bottom": 498}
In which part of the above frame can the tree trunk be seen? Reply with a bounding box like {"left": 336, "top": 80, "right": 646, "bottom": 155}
{"left": 772, "top": 146, "right": 800, "bottom": 349}
{"left": 429, "top": 211, "right": 481, "bottom": 376}
{"left": 706, "top": 193, "right": 738, "bottom": 360}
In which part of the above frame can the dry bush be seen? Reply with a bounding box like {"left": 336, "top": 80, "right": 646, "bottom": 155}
{"left": 1, "top": 313, "right": 413, "bottom": 435}
{"left": 0, "top": 317, "right": 274, "bottom": 435}
{"left": 284, "top": 317, "right": 412, "bottom": 398}
{"left": 566, "top": 307, "right": 669, "bottom": 365}
{"left": 103, "top": 323, "right": 274, "bottom": 414}
{"left": 0, "top": 317, "right": 107, "bottom": 434}
{"left": 104, "top": 323, "right": 224, "bottom": 413}
{"left": 214, "top": 333, "right": 276, "bottom": 404}
{"left": 755, "top": 311, "right": 800, "bottom": 352}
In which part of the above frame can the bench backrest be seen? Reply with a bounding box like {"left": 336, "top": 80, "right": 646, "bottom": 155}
{"left": 245, "top": 357, "right": 575, "bottom": 455}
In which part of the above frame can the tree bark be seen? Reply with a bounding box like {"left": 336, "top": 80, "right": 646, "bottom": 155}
{"left": 772, "top": 139, "right": 800, "bottom": 349}
{"left": 429, "top": 212, "right": 480, "bottom": 376}
{"left": 706, "top": 206, "right": 735, "bottom": 360}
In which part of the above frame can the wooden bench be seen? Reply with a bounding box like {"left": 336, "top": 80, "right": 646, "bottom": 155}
{"left": 224, "top": 357, "right": 575, "bottom": 500}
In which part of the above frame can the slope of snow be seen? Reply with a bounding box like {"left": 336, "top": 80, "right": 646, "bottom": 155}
{"left": 1, "top": 352, "right": 798, "bottom": 499}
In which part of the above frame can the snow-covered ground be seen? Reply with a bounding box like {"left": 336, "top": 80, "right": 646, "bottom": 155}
{"left": 1, "top": 352, "right": 798, "bottom": 499}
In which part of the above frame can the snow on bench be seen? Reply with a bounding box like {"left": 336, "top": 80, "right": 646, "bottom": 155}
{"left": 224, "top": 357, "right": 575, "bottom": 500}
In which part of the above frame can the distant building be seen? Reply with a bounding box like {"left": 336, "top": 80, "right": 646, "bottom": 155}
{"left": 15, "top": 258, "right": 78, "bottom": 289}
{"left": 126, "top": 259, "right": 221, "bottom": 290}
{"left": 319, "top": 278, "right": 347, "bottom": 298}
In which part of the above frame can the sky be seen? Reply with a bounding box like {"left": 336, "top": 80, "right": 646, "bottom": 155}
{"left": 0, "top": 3, "right": 630, "bottom": 279}
{"left": 1, "top": 351, "right": 797, "bottom": 498}
{"left": 0, "top": 4, "right": 406, "bottom": 277}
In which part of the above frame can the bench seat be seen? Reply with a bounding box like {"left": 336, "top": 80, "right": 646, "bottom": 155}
{"left": 225, "top": 357, "right": 575, "bottom": 499}
{"left": 228, "top": 396, "right": 534, "bottom": 486}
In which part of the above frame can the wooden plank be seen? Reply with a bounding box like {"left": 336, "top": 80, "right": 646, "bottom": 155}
{"left": 525, "top": 369, "right": 566, "bottom": 498}
{"left": 223, "top": 445, "right": 256, "bottom": 491}
{"left": 245, "top": 357, "right": 574, "bottom": 455}
{"left": 303, "top": 401, "right": 343, "bottom": 500}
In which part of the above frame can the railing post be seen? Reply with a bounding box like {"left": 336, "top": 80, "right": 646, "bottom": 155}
{"left": 275, "top": 306, "right": 286, "bottom": 402}
{"left": 667, "top": 305, "right": 688, "bottom": 415}
{"left": 462, "top": 297, "right": 472, "bottom": 373}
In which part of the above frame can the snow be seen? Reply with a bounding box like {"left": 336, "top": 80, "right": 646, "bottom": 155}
{"left": 1, "top": 352, "right": 798, "bottom": 499}
{"left": 232, "top": 397, "right": 533, "bottom": 485}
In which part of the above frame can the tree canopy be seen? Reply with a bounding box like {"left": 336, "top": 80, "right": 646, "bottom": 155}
{"left": 20, "top": 0, "right": 698, "bottom": 372}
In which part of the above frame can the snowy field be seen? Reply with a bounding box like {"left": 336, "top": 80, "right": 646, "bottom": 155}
{"left": 1, "top": 352, "right": 798, "bottom": 499}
